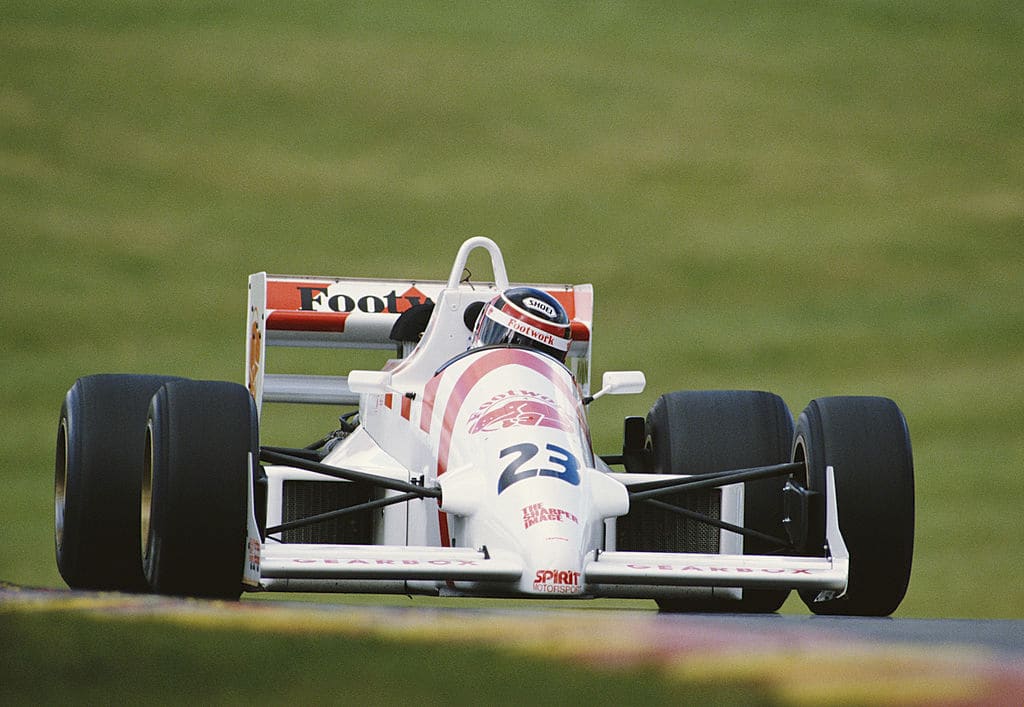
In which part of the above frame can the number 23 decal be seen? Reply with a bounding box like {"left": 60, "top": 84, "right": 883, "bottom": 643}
{"left": 497, "top": 442, "right": 580, "bottom": 494}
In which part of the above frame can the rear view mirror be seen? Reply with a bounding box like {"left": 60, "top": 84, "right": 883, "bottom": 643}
{"left": 590, "top": 371, "right": 646, "bottom": 402}
{"left": 347, "top": 370, "right": 393, "bottom": 395}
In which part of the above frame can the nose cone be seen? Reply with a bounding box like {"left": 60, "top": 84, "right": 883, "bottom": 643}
{"left": 520, "top": 537, "right": 585, "bottom": 596}
{"left": 516, "top": 501, "right": 587, "bottom": 596}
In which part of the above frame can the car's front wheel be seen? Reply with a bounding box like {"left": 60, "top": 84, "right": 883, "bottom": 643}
{"left": 794, "top": 396, "right": 914, "bottom": 616}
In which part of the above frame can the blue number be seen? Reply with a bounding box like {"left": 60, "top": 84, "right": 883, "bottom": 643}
{"left": 538, "top": 444, "right": 580, "bottom": 486}
{"left": 497, "top": 443, "right": 580, "bottom": 494}
{"left": 497, "top": 443, "right": 537, "bottom": 494}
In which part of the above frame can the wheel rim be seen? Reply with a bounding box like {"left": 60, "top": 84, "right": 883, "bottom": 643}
{"left": 54, "top": 418, "right": 69, "bottom": 550}
{"left": 791, "top": 435, "right": 810, "bottom": 487}
{"left": 141, "top": 421, "right": 155, "bottom": 562}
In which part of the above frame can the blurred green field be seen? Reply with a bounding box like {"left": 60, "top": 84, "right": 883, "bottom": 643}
{"left": 2, "top": 0, "right": 1022, "bottom": 629}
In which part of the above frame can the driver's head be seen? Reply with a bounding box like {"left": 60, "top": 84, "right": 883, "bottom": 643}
{"left": 470, "top": 287, "right": 571, "bottom": 362}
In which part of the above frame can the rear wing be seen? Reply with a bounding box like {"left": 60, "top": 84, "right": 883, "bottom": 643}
{"left": 245, "top": 238, "right": 594, "bottom": 416}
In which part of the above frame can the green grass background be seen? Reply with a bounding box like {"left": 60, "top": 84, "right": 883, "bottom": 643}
{"left": 2, "top": 0, "right": 1021, "bottom": 628}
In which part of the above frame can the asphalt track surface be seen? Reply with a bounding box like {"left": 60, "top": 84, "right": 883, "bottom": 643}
{"left": 3, "top": 582, "right": 1023, "bottom": 704}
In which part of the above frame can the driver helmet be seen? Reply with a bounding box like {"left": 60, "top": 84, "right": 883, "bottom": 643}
{"left": 471, "top": 287, "right": 572, "bottom": 362}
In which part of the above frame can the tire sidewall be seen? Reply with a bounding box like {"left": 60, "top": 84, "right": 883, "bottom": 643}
{"left": 143, "top": 380, "right": 255, "bottom": 599}
{"left": 794, "top": 396, "right": 914, "bottom": 616}
{"left": 55, "top": 374, "right": 183, "bottom": 591}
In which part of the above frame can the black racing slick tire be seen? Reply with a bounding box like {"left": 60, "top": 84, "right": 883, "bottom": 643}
{"left": 794, "top": 396, "right": 914, "bottom": 617}
{"left": 142, "top": 380, "right": 257, "bottom": 599}
{"left": 55, "top": 374, "right": 184, "bottom": 591}
{"left": 645, "top": 390, "right": 794, "bottom": 613}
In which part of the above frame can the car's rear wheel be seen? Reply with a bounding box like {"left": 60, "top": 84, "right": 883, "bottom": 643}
{"left": 794, "top": 396, "right": 914, "bottom": 616}
{"left": 55, "top": 374, "right": 183, "bottom": 591}
{"left": 142, "top": 380, "right": 257, "bottom": 599}
{"left": 641, "top": 390, "right": 794, "bottom": 613}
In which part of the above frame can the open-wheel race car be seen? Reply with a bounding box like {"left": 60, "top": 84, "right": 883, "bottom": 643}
{"left": 55, "top": 237, "right": 914, "bottom": 615}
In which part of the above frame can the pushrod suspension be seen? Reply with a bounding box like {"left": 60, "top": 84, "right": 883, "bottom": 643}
{"left": 259, "top": 448, "right": 442, "bottom": 499}
{"left": 627, "top": 461, "right": 804, "bottom": 502}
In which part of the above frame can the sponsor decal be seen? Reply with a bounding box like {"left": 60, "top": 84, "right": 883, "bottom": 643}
{"left": 423, "top": 347, "right": 580, "bottom": 439}
{"left": 533, "top": 569, "right": 582, "bottom": 594}
{"left": 624, "top": 563, "right": 819, "bottom": 575}
{"left": 485, "top": 306, "right": 570, "bottom": 351}
{"left": 247, "top": 538, "right": 261, "bottom": 573}
{"left": 247, "top": 320, "right": 262, "bottom": 398}
{"left": 265, "top": 280, "right": 434, "bottom": 314}
{"left": 467, "top": 390, "right": 571, "bottom": 434}
{"left": 521, "top": 502, "right": 579, "bottom": 530}
{"left": 523, "top": 296, "right": 558, "bottom": 318}
{"left": 292, "top": 285, "right": 432, "bottom": 314}
{"left": 291, "top": 558, "right": 480, "bottom": 566}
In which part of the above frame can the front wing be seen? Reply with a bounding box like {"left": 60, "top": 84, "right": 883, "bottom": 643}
{"left": 247, "top": 467, "right": 850, "bottom": 599}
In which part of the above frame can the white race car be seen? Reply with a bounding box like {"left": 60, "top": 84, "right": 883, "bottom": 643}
{"left": 55, "top": 237, "right": 914, "bottom": 615}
